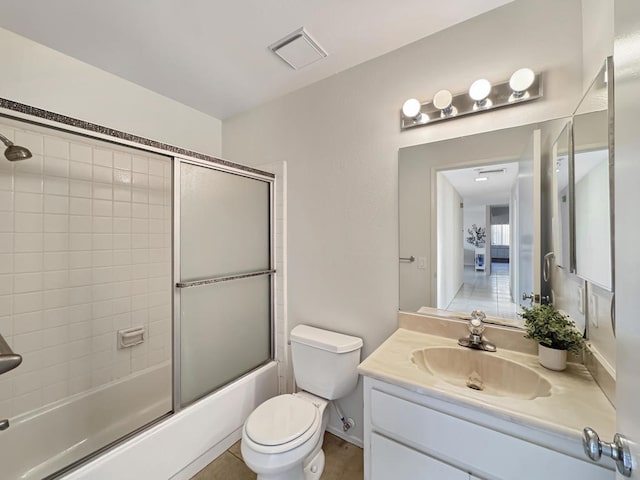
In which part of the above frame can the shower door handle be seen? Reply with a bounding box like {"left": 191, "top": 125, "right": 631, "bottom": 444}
{"left": 0, "top": 333, "right": 22, "bottom": 375}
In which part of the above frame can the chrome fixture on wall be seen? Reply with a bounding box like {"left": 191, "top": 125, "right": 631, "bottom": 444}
{"left": 0, "top": 132, "right": 32, "bottom": 161}
{"left": 400, "top": 68, "right": 542, "bottom": 130}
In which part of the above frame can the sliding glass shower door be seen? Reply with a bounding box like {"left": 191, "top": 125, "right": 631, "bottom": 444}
{"left": 176, "top": 161, "right": 272, "bottom": 407}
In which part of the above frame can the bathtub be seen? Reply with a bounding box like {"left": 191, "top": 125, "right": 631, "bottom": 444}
{"left": 1, "top": 361, "right": 278, "bottom": 479}
{"left": 59, "top": 361, "right": 278, "bottom": 479}
{"left": 2, "top": 363, "right": 172, "bottom": 480}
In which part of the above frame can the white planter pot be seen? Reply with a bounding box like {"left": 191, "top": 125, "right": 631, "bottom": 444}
{"left": 538, "top": 343, "right": 567, "bottom": 371}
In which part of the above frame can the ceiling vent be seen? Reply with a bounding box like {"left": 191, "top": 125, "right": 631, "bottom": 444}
{"left": 269, "top": 28, "right": 328, "bottom": 70}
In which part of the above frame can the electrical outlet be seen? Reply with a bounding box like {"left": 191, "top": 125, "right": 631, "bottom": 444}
{"left": 589, "top": 293, "right": 598, "bottom": 327}
{"left": 577, "top": 286, "right": 585, "bottom": 314}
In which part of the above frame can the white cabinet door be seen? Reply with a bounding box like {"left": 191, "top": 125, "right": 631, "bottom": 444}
{"left": 371, "top": 433, "right": 468, "bottom": 480}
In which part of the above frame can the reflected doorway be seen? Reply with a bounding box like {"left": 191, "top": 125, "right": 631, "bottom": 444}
{"left": 437, "top": 163, "right": 521, "bottom": 320}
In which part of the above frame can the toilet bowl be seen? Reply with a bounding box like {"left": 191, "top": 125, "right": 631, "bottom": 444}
{"left": 241, "top": 325, "right": 363, "bottom": 480}
{"left": 241, "top": 392, "right": 329, "bottom": 480}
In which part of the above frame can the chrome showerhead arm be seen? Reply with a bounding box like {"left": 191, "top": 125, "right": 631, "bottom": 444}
{"left": 0, "top": 132, "right": 14, "bottom": 148}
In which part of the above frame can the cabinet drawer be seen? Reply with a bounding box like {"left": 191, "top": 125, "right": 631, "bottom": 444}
{"left": 371, "top": 433, "right": 468, "bottom": 480}
{"left": 370, "top": 388, "right": 612, "bottom": 480}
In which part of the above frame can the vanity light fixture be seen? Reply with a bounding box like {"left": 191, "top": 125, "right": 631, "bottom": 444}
{"left": 400, "top": 68, "right": 543, "bottom": 130}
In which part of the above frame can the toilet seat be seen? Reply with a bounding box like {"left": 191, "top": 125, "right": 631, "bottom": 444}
{"left": 244, "top": 394, "right": 320, "bottom": 454}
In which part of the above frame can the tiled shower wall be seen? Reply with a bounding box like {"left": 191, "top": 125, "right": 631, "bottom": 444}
{"left": 0, "top": 117, "right": 172, "bottom": 419}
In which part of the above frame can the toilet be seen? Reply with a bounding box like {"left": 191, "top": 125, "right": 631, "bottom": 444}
{"left": 241, "top": 325, "right": 363, "bottom": 480}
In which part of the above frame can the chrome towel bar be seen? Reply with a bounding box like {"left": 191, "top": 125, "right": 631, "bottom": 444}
{"left": 0, "top": 333, "right": 22, "bottom": 376}
{"left": 176, "top": 269, "right": 276, "bottom": 289}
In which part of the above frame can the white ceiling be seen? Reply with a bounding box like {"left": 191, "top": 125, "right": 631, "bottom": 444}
{"left": 442, "top": 161, "right": 519, "bottom": 206}
{"left": 0, "top": 0, "right": 513, "bottom": 119}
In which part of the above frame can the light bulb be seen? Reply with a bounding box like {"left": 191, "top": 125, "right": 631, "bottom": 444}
{"left": 469, "top": 79, "right": 493, "bottom": 110}
{"left": 469, "top": 79, "right": 492, "bottom": 102}
{"left": 433, "top": 90, "right": 453, "bottom": 110}
{"left": 433, "top": 90, "right": 457, "bottom": 117}
{"left": 402, "top": 98, "right": 422, "bottom": 119}
{"left": 509, "top": 68, "right": 535, "bottom": 99}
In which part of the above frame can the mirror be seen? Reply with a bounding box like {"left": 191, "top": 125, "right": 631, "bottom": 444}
{"left": 573, "top": 58, "right": 613, "bottom": 291}
{"left": 399, "top": 120, "right": 566, "bottom": 328}
{"left": 552, "top": 122, "right": 573, "bottom": 270}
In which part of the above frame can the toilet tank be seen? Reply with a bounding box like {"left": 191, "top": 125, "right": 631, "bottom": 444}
{"left": 290, "top": 325, "right": 363, "bottom": 400}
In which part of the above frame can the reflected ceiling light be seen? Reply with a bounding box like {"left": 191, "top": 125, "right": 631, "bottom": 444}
{"left": 509, "top": 68, "right": 535, "bottom": 101}
{"left": 400, "top": 68, "right": 542, "bottom": 130}
{"left": 469, "top": 79, "right": 492, "bottom": 110}
{"left": 433, "top": 90, "right": 457, "bottom": 117}
{"left": 475, "top": 176, "right": 488, "bottom": 182}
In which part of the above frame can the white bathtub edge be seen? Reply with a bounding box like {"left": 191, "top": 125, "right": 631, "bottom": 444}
{"left": 61, "top": 362, "right": 278, "bottom": 480}
{"left": 170, "top": 427, "right": 242, "bottom": 480}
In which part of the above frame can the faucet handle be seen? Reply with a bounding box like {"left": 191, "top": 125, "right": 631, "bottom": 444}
{"left": 469, "top": 310, "right": 486, "bottom": 335}
{"left": 469, "top": 319, "right": 484, "bottom": 335}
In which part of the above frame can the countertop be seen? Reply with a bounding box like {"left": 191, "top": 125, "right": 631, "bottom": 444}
{"left": 358, "top": 327, "right": 616, "bottom": 446}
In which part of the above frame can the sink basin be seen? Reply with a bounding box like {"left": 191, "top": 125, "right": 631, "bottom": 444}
{"left": 411, "top": 347, "right": 551, "bottom": 400}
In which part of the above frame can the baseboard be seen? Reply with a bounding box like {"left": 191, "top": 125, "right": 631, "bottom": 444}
{"left": 326, "top": 425, "right": 363, "bottom": 448}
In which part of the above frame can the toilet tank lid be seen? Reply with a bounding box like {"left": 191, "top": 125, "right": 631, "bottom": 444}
{"left": 290, "top": 325, "right": 363, "bottom": 353}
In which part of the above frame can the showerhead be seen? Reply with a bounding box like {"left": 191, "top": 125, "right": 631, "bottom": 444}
{"left": 0, "top": 132, "right": 32, "bottom": 161}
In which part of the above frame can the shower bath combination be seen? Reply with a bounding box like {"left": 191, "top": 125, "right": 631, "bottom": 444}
{"left": 0, "top": 132, "right": 32, "bottom": 161}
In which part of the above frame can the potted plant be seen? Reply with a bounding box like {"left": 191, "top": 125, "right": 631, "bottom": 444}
{"left": 520, "top": 304, "right": 585, "bottom": 371}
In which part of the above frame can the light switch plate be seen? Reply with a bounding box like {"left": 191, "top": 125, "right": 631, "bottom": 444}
{"left": 418, "top": 257, "right": 426, "bottom": 269}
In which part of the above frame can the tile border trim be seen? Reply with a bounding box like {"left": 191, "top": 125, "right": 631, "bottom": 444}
{"left": 0, "top": 97, "right": 274, "bottom": 179}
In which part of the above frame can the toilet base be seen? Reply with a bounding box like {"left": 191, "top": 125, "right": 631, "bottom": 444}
{"left": 303, "top": 449, "right": 325, "bottom": 480}
{"left": 253, "top": 449, "right": 325, "bottom": 480}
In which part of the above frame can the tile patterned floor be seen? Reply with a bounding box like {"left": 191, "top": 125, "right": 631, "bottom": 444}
{"left": 446, "top": 263, "right": 520, "bottom": 321}
{"left": 191, "top": 432, "right": 364, "bottom": 480}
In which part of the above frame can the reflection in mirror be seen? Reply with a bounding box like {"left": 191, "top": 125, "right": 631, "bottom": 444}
{"left": 573, "top": 59, "right": 612, "bottom": 291}
{"left": 399, "top": 121, "right": 564, "bottom": 329}
{"left": 552, "top": 122, "right": 572, "bottom": 270}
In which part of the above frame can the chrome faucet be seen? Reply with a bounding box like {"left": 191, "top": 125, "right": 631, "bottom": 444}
{"left": 458, "top": 310, "right": 497, "bottom": 352}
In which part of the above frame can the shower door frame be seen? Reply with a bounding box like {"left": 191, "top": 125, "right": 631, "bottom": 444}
{"left": 0, "top": 99, "right": 278, "bottom": 478}
{"left": 171, "top": 155, "right": 276, "bottom": 412}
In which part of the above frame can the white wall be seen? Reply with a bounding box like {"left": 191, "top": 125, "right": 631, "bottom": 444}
{"left": 575, "top": 159, "right": 611, "bottom": 289}
{"left": 399, "top": 155, "right": 431, "bottom": 312}
{"left": 0, "top": 28, "right": 222, "bottom": 157}
{"left": 581, "top": 0, "right": 615, "bottom": 91}
{"left": 436, "top": 173, "right": 463, "bottom": 309}
{"left": 223, "top": 0, "right": 583, "bottom": 443}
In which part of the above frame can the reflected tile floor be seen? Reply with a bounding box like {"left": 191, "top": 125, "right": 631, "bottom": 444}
{"left": 447, "top": 263, "right": 519, "bottom": 321}
{"left": 191, "top": 432, "right": 364, "bottom": 480}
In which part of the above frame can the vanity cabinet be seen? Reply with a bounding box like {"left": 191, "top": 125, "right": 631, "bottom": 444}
{"left": 371, "top": 432, "right": 469, "bottom": 479}
{"left": 363, "top": 376, "right": 613, "bottom": 480}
